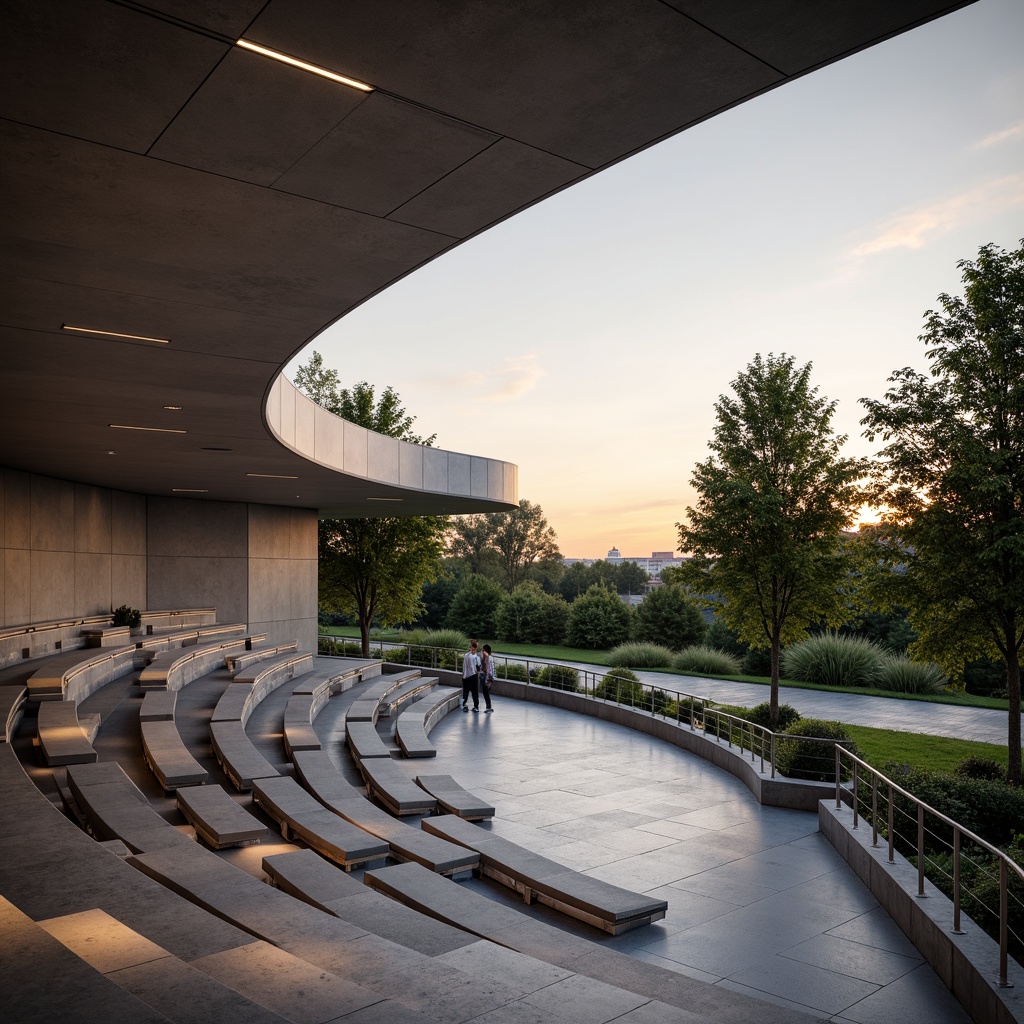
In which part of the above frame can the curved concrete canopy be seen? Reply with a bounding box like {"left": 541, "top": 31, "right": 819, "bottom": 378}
{"left": 0, "top": 0, "right": 973, "bottom": 517}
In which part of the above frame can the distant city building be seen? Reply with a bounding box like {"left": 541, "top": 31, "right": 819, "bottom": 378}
{"left": 563, "top": 548, "right": 687, "bottom": 579}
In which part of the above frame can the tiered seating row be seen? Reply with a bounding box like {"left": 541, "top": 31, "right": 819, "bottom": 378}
{"left": 37, "top": 699, "right": 101, "bottom": 765}
{"left": 416, "top": 774, "right": 495, "bottom": 820}
{"left": 282, "top": 659, "right": 374, "bottom": 757}
{"left": 138, "top": 631, "right": 265, "bottom": 691}
{"left": 1, "top": 684, "right": 27, "bottom": 742}
{"left": 292, "top": 750, "right": 478, "bottom": 876}
{"left": 345, "top": 669, "right": 425, "bottom": 723}
{"left": 395, "top": 686, "right": 461, "bottom": 757}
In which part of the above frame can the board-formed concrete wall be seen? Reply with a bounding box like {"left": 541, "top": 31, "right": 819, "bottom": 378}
{"left": 1, "top": 468, "right": 317, "bottom": 653}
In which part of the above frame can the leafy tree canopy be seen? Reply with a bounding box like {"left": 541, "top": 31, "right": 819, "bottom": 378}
{"left": 565, "top": 584, "right": 633, "bottom": 650}
{"left": 678, "top": 353, "right": 863, "bottom": 726}
{"left": 634, "top": 584, "right": 706, "bottom": 651}
{"left": 860, "top": 240, "right": 1024, "bottom": 783}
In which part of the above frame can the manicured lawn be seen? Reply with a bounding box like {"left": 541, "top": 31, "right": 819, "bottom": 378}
{"left": 843, "top": 725, "right": 1010, "bottom": 775}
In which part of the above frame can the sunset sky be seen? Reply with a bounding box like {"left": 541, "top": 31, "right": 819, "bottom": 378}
{"left": 289, "top": 0, "right": 1024, "bottom": 558}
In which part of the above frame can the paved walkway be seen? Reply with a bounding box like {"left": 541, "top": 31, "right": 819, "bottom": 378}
{"left": 547, "top": 661, "right": 1012, "bottom": 747}
{"left": 422, "top": 696, "right": 971, "bottom": 1023}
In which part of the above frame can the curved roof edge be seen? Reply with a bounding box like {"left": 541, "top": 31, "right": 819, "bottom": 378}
{"left": 266, "top": 376, "right": 517, "bottom": 518}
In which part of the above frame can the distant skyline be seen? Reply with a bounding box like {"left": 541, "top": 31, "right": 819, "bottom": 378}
{"left": 288, "top": 0, "right": 1024, "bottom": 558}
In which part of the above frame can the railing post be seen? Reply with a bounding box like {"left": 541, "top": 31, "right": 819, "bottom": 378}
{"left": 999, "top": 859, "right": 1010, "bottom": 987}
{"left": 888, "top": 783, "right": 895, "bottom": 864}
{"left": 835, "top": 747, "right": 842, "bottom": 809}
{"left": 917, "top": 805, "right": 926, "bottom": 897}
{"left": 770, "top": 733, "right": 775, "bottom": 779}
{"left": 852, "top": 762, "right": 859, "bottom": 829}
{"left": 952, "top": 829, "right": 964, "bottom": 934}
{"left": 871, "top": 775, "right": 879, "bottom": 848}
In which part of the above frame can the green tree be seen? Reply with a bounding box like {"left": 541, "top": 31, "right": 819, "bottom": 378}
{"left": 634, "top": 585, "right": 706, "bottom": 651}
{"left": 565, "top": 584, "right": 633, "bottom": 650}
{"left": 678, "top": 353, "right": 862, "bottom": 727}
{"left": 445, "top": 573, "right": 504, "bottom": 638}
{"left": 559, "top": 561, "right": 594, "bottom": 602}
{"left": 294, "top": 354, "right": 447, "bottom": 656}
{"left": 494, "top": 582, "right": 569, "bottom": 644}
{"left": 617, "top": 561, "right": 649, "bottom": 595}
{"left": 860, "top": 240, "right": 1024, "bottom": 785}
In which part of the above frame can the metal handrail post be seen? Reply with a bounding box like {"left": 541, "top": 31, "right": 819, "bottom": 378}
{"left": 888, "top": 783, "right": 895, "bottom": 863}
{"left": 952, "top": 829, "right": 963, "bottom": 934}
{"left": 871, "top": 776, "right": 879, "bottom": 848}
{"left": 835, "top": 747, "right": 842, "bottom": 808}
{"left": 1000, "top": 859, "right": 1010, "bottom": 986}
{"left": 770, "top": 733, "right": 775, "bottom": 779}
{"left": 852, "top": 762, "right": 859, "bottom": 829}
{"left": 917, "top": 805, "right": 926, "bottom": 897}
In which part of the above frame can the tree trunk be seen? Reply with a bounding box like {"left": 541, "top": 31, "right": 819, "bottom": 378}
{"left": 770, "top": 631, "right": 781, "bottom": 730}
{"left": 1007, "top": 639, "right": 1021, "bottom": 787}
{"left": 358, "top": 614, "right": 371, "bottom": 659}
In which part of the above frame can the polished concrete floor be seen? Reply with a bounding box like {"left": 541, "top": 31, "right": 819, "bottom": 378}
{"left": 405, "top": 695, "right": 971, "bottom": 1023}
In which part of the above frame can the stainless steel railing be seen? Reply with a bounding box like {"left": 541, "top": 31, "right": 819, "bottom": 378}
{"left": 835, "top": 747, "right": 1024, "bottom": 985}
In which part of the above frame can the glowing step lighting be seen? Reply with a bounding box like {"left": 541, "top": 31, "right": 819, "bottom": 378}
{"left": 246, "top": 472, "right": 299, "bottom": 480}
{"left": 236, "top": 39, "right": 373, "bottom": 92}
{"left": 63, "top": 324, "right": 170, "bottom": 344}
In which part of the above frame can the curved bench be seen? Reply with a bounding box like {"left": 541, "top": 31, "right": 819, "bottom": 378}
{"left": 176, "top": 784, "right": 267, "bottom": 849}
{"left": 262, "top": 849, "right": 475, "bottom": 954}
{"left": 344, "top": 720, "right": 392, "bottom": 762}
{"left": 421, "top": 813, "right": 667, "bottom": 935}
{"left": 138, "top": 632, "right": 266, "bottom": 692}
{"left": 226, "top": 641, "right": 296, "bottom": 674}
{"left": 292, "top": 751, "right": 478, "bottom": 875}
{"left": 27, "top": 646, "right": 136, "bottom": 704}
{"left": 358, "top": 757, "right": 437, "bottom": 817}
{"left": 140, "top": 718, "right": 208, "bottom": 791}
{"left": 37, "top": 699, "right": 101, "bottom": 765}
{"left": 212, "top": 653, "right": 312, "bottom": 724}
{"left": 65, "top": 761, "right": 196, "bottom": 855}
{"left": 136, "top": 621, "right": 244, "bottom": 656}
{"left": 345, "top": 670, "right": 424, "bottom": 724}
{"left": 1, "top": 684, "right": 28, "bottom": 742}
{"left": 282, "top": 659, "right": 379, "bottom": 758}
{"left": 250, "top": 776, "right": 388, "bottom": 870}
{"left": 395, "top": 687, "right": 461, "bottom": 757}
{"left": 415, "top": 774, "right": 494, "bottom": 820}
{"left": 139, "top": 690, "right": 176, "bottom": 721}
{"left": 209, "top": 721, "right": 280, "bottom": 792}
{"left": 0, "top": 613, "right": 111, "bottom": 671}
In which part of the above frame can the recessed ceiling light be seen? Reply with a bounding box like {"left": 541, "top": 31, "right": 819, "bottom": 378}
{"left": 246, "top": 472, "right": 299, "bottom": 480}
{"left": 62, "top": 324, "right": 170, "bottom": 344}
{"left": 201, "top": 446, "right": 233, "bottom": 452}
{"left": 163, "top": 405, "right": 182, "bottom": 411}
{"left": 106, "top": 450, "right": 117, "bottom": 455}
{"left": 172, "top": 488, "right": 208, "bottom": 493}
{"left": 109, "top": 424, "right": 187, "bottom": 434}
{"left": 236, "top": 39, "right": 373, "bottom": 92}
{"left": 367, "top": 497, "right": 403, "bottom": 502}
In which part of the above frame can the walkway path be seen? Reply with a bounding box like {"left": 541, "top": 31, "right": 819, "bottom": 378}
{"left": 550, "top": 661, "right": 1012, "bottom": 746}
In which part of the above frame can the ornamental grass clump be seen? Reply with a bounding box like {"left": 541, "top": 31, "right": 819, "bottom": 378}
{"left": 608, "top": 641, "right": 674, "bottom": 669}
{"left": 873, "top": 655, "right": 949, "bottom": 695}
{"left": 781, "top": 632, "right": 885, "bottom": 687}
{"left": 673, "top": 645, "right": 742, "bottom": 676}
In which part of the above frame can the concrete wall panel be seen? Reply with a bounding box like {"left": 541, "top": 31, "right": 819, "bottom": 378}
{"left": 448, "top": 453, "right": 471, "bottom": 496}
{"left": 147, "top": 555, "right": 248, "bottom": 625}
{"left": 112, "top": 491, "right": 146, "bottom": 554}
{"left": 4, "top": 470, "right": 30, "bottom": 549}
{"left": 30, "top": 475, "right": 75, "bottom": 551}
{"left": 4, "top": 546, "right": 30, "bottom": 624}
{"left": 400, "top": 443, "right": 423, "bottom": 491}
{"left": 74, "top": 484, "right": 111, "bottom": 554}
{"left": 367, "top": 432, "right": 400, "bottom": 484}
{"left": 470, "top": 456, "right": 487, "bottom": 498}
{"left": 248, "top": 504, "right": 289, "bottom": 559}
{"left": 147, "top": 497, "right": 247, "bottom": 558}
{"left": 423, "top": 447, "right": 448, "bottom": 493}
{"left": 488, "top": 460, "right": 503, "bottom": 500}
{"left": 290, "top": 508, "right": 317, "bottom": 560}
{"left": 294, "top": 390, "right": 315, "bottom": 454}
{"left": 344, "top": 421, "right": 368, "bottom": 477}
{"left": 111, "top": 553, "right": 146, "bottom": 610}
{"left": 279, "top": 377, "right": 296, "bottom": 446}
{"left": 313, "top": 404, "right": 343, "bottom": 467}
{"left": 30, "top": 549, "right": 74, "bottom": 621}
{"left": 75, "top": 552, "right": 112, "bottom": 615}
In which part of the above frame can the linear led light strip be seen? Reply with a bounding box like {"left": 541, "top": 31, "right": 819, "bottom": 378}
{"left": 109, "top": 424, "right": 187, "bottom": 434}
{"left": 236, "top": 39, "right": 373, "bottom": 92}
{"left": 63, "top": 324, "right": 170, "bottom": 344}
{"left": 246, "top": 472, "right": 299, "bottom": 480}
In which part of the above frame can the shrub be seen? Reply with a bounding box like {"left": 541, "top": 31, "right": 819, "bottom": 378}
{"left": 633, "top": 586, "right": 706, "bottom": 650}
{"left": 741, "top": 647, "right": 773, "bottom": 677}
{"left": 603, "top": 667, "right": 640, "bottom": 685}
{"left": 444, "top": 574, "right": 504, "bottom": 638}
{"left": 495, "top": 583, "right": 570, "bottom": 645}
{"left": 595, "top": 671, "right": 645, "bottom": 707}
{"left": 781, "top": 632, "right": 885, "bottom": 687}
{"left": 535, "top": 664, "right": 580, "bottom": 692}
{"left": 565, "top": 585, "right": 633, "bottom": 650}
{"left": 608, "top": 641, "right": 674, "bottom": 669}
{"left": 419, "top": 628, "right": 470, "bottom": 651}
{"left": 955, "top": 757, "right": 1006, "bottom": 782}
{"left": 112, "top": 604, "right": 141, "bottom": 629}
{"left": 874, "top": 655, "right": 948, "bottom": 695}
{"left": 775, "top": 719, "right": 858, "bottom": 781}
{"left": 317, "top": 636, "right": 363, "bottom": 656}
{"left": 744, "top": 702, "right": 802, "bottom": 732}
{"left": 673, "top": 645, "right": 741, "bottom": 676}
{"left": 495, "top": 662, "right": 529, "bottom": 682}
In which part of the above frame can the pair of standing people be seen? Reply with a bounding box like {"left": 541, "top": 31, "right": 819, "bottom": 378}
{"left": 461, "top": 640, "right": 494, "bottom": 713}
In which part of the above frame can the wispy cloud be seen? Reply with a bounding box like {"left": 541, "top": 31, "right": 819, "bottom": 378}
{"left": 977, "top": 121, "right": 1024, "bottom": 148}
{"left": 472, "top": 353, "right": 545, "bottom": 402}
{"left": 851, "top": 176, "right": 1024, "bottom": 257}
